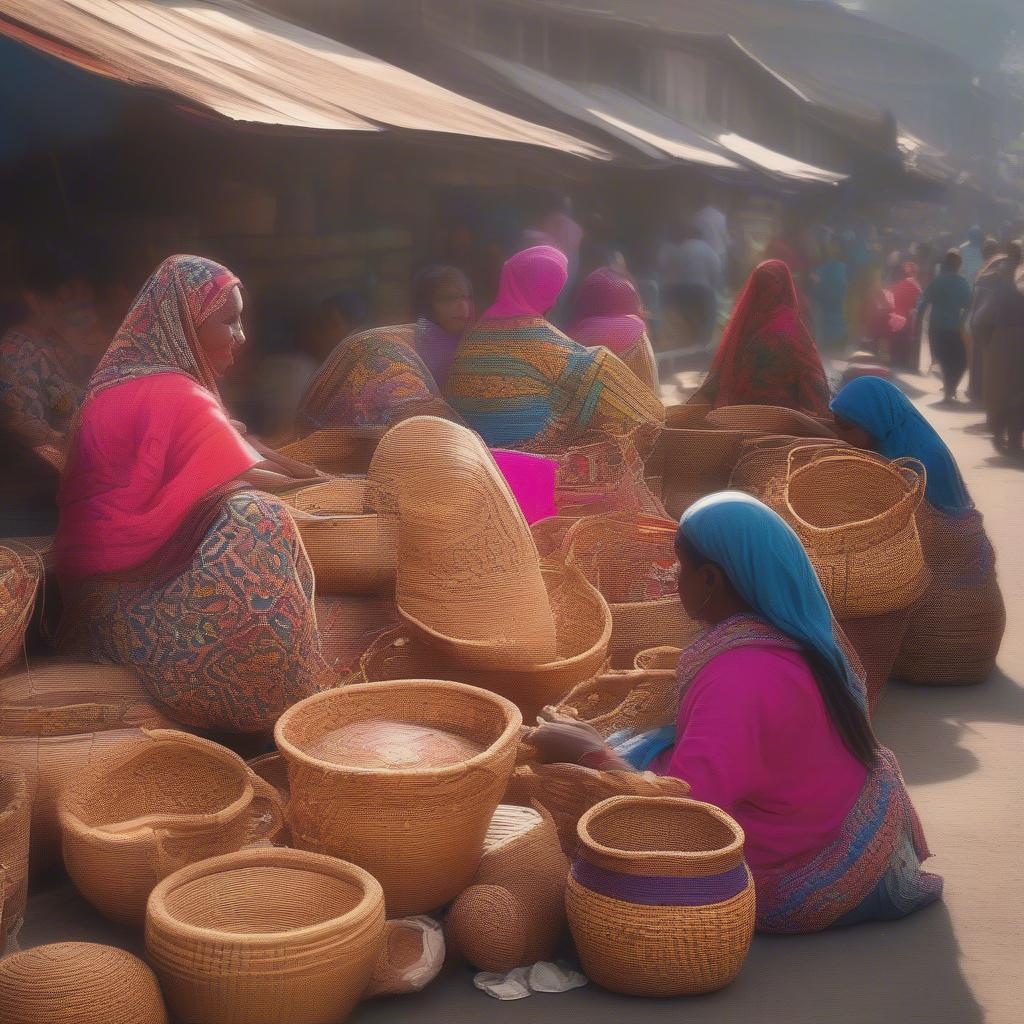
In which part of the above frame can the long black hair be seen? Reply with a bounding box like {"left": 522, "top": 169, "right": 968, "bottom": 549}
{"left": 412, "top": 265, "right": 470, "bottom": 321}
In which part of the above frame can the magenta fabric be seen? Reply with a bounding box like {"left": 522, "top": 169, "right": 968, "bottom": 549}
{"left": 650, "top": 645, "right": 867, "bottom": 874}
{"left": 491, "top": 448, "right": 558, "bottom": 525}
{"left": 480, "top": 246, "right": 568, "bottom": 320}
{"left": 568, "top": 268, "right": 647, "bottom": 355}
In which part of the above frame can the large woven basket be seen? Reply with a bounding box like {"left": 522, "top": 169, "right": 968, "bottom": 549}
{"left": 59, "top": 729, "right": 284, "bottom": 927}
{"left": 315, "top": 595, "right": 400, "bottom": 674}
{"left": 276, "top": 426, "right": 385, "bottom": 475}
{"left": 446, "top": 803, "right": 568, "bottom": 972}
{"left": 276, "top": 680, "right": 522, "bottom": 916}
{"left": 729, "top": 436, "right": 848, "bottom": 500}
{"left": 289, "top": 508, "right": 398, "bottom": 595}
{"left": 559, "top": 515, "right": 698, "bottom": 668}
{"left": 367, "top": 416, "right": 558, "bottom": 670}
{"left": 839, "top": 610, "right": 914, "bottom": 715}
{"left": 895, "top": 506, "right": 1006, "bottom": 685}
{"left": 146, "top": 848, "right": 385, "bottom": 1024}
{"left": 0, "top": 542, "right": 44, "bottom": 677}
{"left": 707, "top": 404, "right": 838, "bottom": 438}
{"left": 766, "top": 450, "right": 931, "bottom": 619}
{"left": 0, "top": 659, "right": 176, "bottom": 867}
{"left": 354, "top": 561, "right": 612, "bottom": 721}
{"left": 0, "top": 766, "right": 29, "bottom": 940}
{"left": 0, "top": 943, "right": 168, "bottom": 1024}
{"left": 567, "top": 796, "right": 755, "bottom": 996}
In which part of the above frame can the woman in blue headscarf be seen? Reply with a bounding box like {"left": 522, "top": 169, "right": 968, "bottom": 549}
{"left": 527, "top": 492, "right": 941, "bottom": 933}
{"left": 829, "top": 376, "right": 972, "bottom": 512}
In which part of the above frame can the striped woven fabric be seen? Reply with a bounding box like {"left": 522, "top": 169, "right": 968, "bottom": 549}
{"left": 571, "top": 857, "right": 750, "bottom": 907}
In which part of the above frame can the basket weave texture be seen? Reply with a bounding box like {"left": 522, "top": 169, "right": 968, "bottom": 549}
{"left": 276, "top": 426, "right": 385, "bottom": 475}
{"left": 707, "top": 404, "right": 837, "bottom": 438}
{"left": 0, "top": 542, "right": 43, "bottom": 677}
{"left": 145, "top": 848, "right": 385, "bottom": 1024}
{"left": 0, "top": 942, "right": 168, "bottom": 1024}
{"left": 276, "top": 680, "right": 522, "bottom": 916}
{"left": 315, "top": 596, "right": 400, "bottom": 675}
{"left": 728, "top": 436, "right": 848, "bottom": 499}
{"left": 0, "top": 765, "right": 30, "bottom": 940}
{"left": 59, "top": 729, "right": 284, "bottom": 927}
{"left": 839, "top": 610, "right": 913, "bottom": 715}
{"left": 558, "top": 666, "right": 681, "bottom": 741}
{"left": 566, "top": 796, "right": 755, "bottom": 996}
{"left": 282, "top": 477, "right": 368, "bottom": 515}
{"left": 289, "top": 508, "right": 398, "bottom": 595}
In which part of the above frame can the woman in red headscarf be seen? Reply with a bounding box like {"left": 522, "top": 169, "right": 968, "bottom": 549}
{"left": 690, "top": 259, "right": 830, "bottom": 414}
{"left": 56, "top": 255, "right": 335, "bottom": 732}
{"left": 568, "top": 267, "right": 659, "bottom": 392}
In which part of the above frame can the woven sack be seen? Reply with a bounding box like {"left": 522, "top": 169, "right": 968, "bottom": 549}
{"left": 146, "top": 848, "right": 386, "bottom": 1024}
{"left": 559, "top": 514, "right": 699, "bottom": 668}
{"left": 276, "top": 426, "right": 385, "bottom": 475}
{"left": 567, "top": 796, "right": 755, "bottom": 996}
{"left": 355, "top": 561, "right": 612, "bottom": 721}
{"left": 0, "top": 766, "right": 30, "bottom": 940}
{"left": 707, "top": 404, "right": 838, "bottom": 438}
{"left": 764, "top": 450, "right": 931, "bottom": 619}
{"left": 316, "top": 596, "right": 400, "bottom": 674}
{"left": 446, "top": 803, "right": 568, "bottom": 972}
{"left": 283, "top": 476, "right": 368, "bottom": 514}
{"left": 0, "top": 542, "right": 44, "bottom": 677}
{"left": 367, "top": 416, "right": 557, "bottom": 670}
{"left": 0, "top": 943, "right": 168, "bottom": 1024}
{"left": 276, "top": 680, "right": 522, "bottom": 916}
{"left": 839, "top": 609, "right": 913, "bottom": 715}
{"left": 289, "top": 508, "right": 398, "bottom": 595}
{"left": 0, "top": 659, "right": 176, "bottom": 867}
{"left": 59, "top": 729, "right": 285, "bottom": 927}
{"left": 729, "top": 436, "right": 848, "bottom": 500}
{"left": 894, "top": 506, "right": 1006, "bottom": 684}
{"left": 513, "top": 762, "right": 690, "bottom": 858}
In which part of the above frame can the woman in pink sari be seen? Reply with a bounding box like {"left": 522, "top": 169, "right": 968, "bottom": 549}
{"left": 57, "top": 255, "right": 334, "bottom": 732}
{"left": 568, "top": 267, "right": 659, "bottom": 392}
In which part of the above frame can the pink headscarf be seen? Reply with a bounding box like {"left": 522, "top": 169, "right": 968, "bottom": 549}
{"left": 568, "top": 267, "right": 646, "bottom": 355}
{"left": 480, "top": 246, "right": 568, "bottom": 320}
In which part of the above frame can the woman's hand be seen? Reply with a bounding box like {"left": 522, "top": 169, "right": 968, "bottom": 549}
{"left": 523, "top": 707, "right": 611, "bottom": 765}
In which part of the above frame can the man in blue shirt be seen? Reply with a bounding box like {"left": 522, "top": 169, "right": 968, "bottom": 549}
{"left": 918, "top": 249, "right": 973, "bottom": 403}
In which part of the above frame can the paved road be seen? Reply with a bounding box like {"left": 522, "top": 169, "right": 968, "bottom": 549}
{"left": 17, "top": 371, "right": 1023, "bottom": 1023}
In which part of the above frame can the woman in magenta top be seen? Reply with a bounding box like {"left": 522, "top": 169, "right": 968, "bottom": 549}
{"left": 529, "top": 491, "right": 941, "bottom": 932}
{"left": 57, "top": 255, "right": 333, "bottom": 732}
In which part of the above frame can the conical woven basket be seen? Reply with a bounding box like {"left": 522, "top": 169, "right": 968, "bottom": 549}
{"left": 729, "top": 436, "right": 848, "bottom": 500}
{"left": 0, "top": 542, "right": 44, "bottom": 677}
{"left": 765, "top": 450, "right": 931, "bottom": 618}
{"left": 446, "top": 803, "right": 568, "bottom": 972}
{"left": 59, "top": 729, "right": 284, "bottom": 927}
{"left": 315, "top": 595, "right": 400, "bottom": 674}
{"left": 145, "top": 848, "right": 385, "bottom": 1024}
{"left": 289, "top": 508, "right": 398, "bottom": 595}
{"left": 276, "top": 680, "right": 522, "bottom": 916}
{"left": 367, "top": 417, "right": 557, "bottom": 670}
{"left": 707, "top": 404, "right": 838, "bottom": 438}
{"left": 567, "top": 796, "right": 755, "bottom": 996}
{"left": 0, "top": 765, "right": 30, "bottom": 940}
{"left": 0, "top": 942, "right": 168, "bottom": 1024}
{"left": 277, "top": 426, "right": 386, "bottom": 475}
{"left": 894, "top": 505, "right": 1006, "bottom": 684}
{"left": 355, "top": 561, "right": 612, "bottom": 721}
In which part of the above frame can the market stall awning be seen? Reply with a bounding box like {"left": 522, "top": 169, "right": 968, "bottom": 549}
{"left": 0, "top": 0, "right": 606, "bottom": 156}
{"left": 712, "top": 133, "right": 846, "bottom": 185}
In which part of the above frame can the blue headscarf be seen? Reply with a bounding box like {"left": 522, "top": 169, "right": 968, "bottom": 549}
{"left": 830, "top": 377, "right": 972, "bottom": 513}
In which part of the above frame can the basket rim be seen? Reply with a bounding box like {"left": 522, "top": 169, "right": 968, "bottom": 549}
{"left": 274, "top": 679, "right": 523, "bottom": 778}
{"left": 577, "top": 795, "right": 744, "bottom": 863}
{"left": 145, "top": 847, "right": 383, "bottom": 946}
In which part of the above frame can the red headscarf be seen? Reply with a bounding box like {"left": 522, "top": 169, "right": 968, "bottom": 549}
{"left": 568, "top": 267, "right": 646, "bottom": 355}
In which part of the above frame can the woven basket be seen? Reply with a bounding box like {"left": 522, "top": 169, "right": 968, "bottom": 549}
{"left": 0, "top": 942, "right": 168, "bottom": 1024}
{"left": 0, "top": 542, "right": 44, "bottom": 677}
{"left": 446, "top": 803, "right": 568, "bottom": 972}
{"left": 146, "top": 848, "right": 385, "bottom": 1024}
{"left": 663, "top": 404, "right": 709, "bottom": 428}
{"left": 560, "top": 515, "right": 699, "bottom": 668}
{"left": 0, "top": 659, "right": 176, "bottom": 867}
{"left": 895, "top": 506, "right": 1006, "bottom": 685}
{"left": 289, "top": 508, "right": 398, "bottom": 595}
{"left": 766, "top": 450, "right": 931, "bottom": 619}
{"left": 283, "top": 477, "right": 368, "bottom": 515}
{"left": 558, "top": 666, "right": 680, "bottom": 739}
{"left": 367, "top": 416, "right": 558, "bottom": 671}
{"left": 276, "top": 680, "right": 522, "bottom": 916}
{"left": 839, "top": 610, "right": 914, "bottom": 715}
{"left": 59, "top": 729, "right": 284, "bottom": 927}
{"left": 707, "top": 404, "right": 838, "bottom": 438}
{"left": 277, "top": 426, "right": 385, "bottom": 475}
{"left": 355, "top": 561, "right": 612, "bottom": 721}
{"left": 0, "top": 766, "right": 30, "bottom": 940}
{"left": 634, "top": 646, "right": 682, "bottom": 671}
{"left": 530, "top": 516, "right": 580, "bottom": 558}
{"left": 364, "top": 916, "right": 446, "bottom": 998}
{"left": 729, "top": 436, "right": 848, "bottom": 500}
{"left": 315, "top": 596, "right": 400, "bottom": 674}
{"left": 567, "top": 796, "right": 755, "bottom": 996}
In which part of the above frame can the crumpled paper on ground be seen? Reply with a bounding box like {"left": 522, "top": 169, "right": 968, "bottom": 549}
{"left": 474, "top": 960, "right": 588, "bottom": 1000}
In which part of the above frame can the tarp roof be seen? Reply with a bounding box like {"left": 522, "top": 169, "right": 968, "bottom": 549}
{"left": 0, "top": 0, "right": 606, "bottom": 157}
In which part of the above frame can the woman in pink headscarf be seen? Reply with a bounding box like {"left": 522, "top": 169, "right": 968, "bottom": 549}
{"left": 446, "top": 246, "right": 664, "bottom": 450}
{"left": 568, "top": 267, "right": 659, "bottom": 391}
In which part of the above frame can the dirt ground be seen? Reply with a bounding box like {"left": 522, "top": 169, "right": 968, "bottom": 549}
{"left": 17, "top": 369, "right": 1024, "bottom": 1024}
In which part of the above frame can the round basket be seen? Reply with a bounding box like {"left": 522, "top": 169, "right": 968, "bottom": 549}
{"left": 289, "top": 508, "right": 398, "bottom": 595}
{"left": 59, "top": 729, "right": 284, "bottom": 927}
{"left": 729, "top": 436, "right": 848, "bottom": 500}
{"left": 0, "top": 542, "right": 44, "bottom": 677}
{"left": 769, "top": 450, "right": 931, "bottom": 618}
{"left": 707, "top": 404, "right": 838, "bottom": 438}
{"left": 145, "top": 848, "right": 385, "bottom": 1024}
{"left": 0, "top": 942, "right": 168, "bottom": 1024}
{"left": 355, "top": 561, "right": 612, "bottom": 721}
{"left": 275, "top": 680, "right": 522, "bottom": 916}
{"left": 567, "top": 796, "right": 755, "bottom": 996}
{"left": 0, "top": 766, "right": 30, "bottom": 940}
{"left": 276, "top": 426, "right": 386, "bottom": 476}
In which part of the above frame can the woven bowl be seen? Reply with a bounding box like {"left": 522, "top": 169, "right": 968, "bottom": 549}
{"left": 567, "top": 796, "right": 755, "bottom": 996}
{"left": 146, "top": 848, "right": 385, "bottom": 1024}
{"left": 0, "top": 766, "right": 30, "bottom": 940}
{"left": 59, "top": 730, "right": 284, "bottom": 927}
{"left": 0, "top": 942, "right": 168, "bottom": 1024}
{"left": 355, "top": 560, "right": 612, "bottom": 721}
{"left": 276, "top": 680, "right": 522, "bottom": 916}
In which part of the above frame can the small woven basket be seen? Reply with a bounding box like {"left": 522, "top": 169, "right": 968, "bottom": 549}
{"left": 276, "top": 680, "right": 522, "bottom": 916}
{"left": 707, "top": 404, "right": 838, "bottom": 438}
{"left": 145, "top": 848, "right": 385, "bottom": 1024}
{"left": 567, "top": 796, "right": 755, "bottom": 996}
{"left": 276, "top": 426, "right": 386, "bottom": 475}
{"left": 59, "top": 729, "right": 284, "bottom": 926}
{"left": 0, "top": 942, "right": 168, "bottom": 1024}
{"left": 0, "top": 766, "right": 30, "bottom": 941}
{"left": 289, "top": 508, "right": 398, "bottom": 595}
{"left": 0, "top": 541, "right": 44, "bottom": 677}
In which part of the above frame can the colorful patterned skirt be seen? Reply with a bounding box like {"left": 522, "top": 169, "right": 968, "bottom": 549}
{"left": 62, "top": 491, "right": 332, "bottom": 733}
